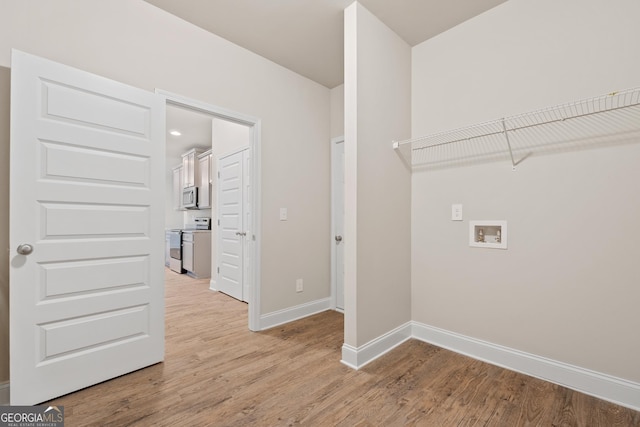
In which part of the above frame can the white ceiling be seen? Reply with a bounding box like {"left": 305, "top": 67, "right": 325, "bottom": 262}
{"left": 144, "top": 0, "right": 507, "bottom": 89}
{"left": 166, "top": 104, "right": 212, "bottom": 163}
{"left": 160, "top": 0, "right": 508, "bottom": 155}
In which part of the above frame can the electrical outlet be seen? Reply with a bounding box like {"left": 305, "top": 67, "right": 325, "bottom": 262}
{"left": 296, "top": 278, "right": 303, "bottom": 292}
{"left": 280, "top": 208, "right": 288, "bottom": 221}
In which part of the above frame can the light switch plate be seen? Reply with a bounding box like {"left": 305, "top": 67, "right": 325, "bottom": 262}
{"left": 451, "top": 204, "right": 463, "bottom": 221}
{"left": 280, "top": 207, "right": 288, "bottom": 221}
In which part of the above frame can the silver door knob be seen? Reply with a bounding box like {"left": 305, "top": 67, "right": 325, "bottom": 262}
{"left": 17, "top": 244, "right": 34, "bottom": 255}
{"left": 335, "top": 235, "right": 343, "bottom": 242}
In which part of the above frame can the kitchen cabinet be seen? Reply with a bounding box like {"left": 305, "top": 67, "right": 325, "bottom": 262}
{"left": 182, "top": 235, "right": 194, "bottom": 272}
{"left": 182, "top": 231, "right": 211, "bottom": 279}
{"left": 172, "top": 165, "right": 184, "bottom": 210}
{"left": 182, "top": 148, "right": 206, "bottom": 188}
{"left": 197, "top": 149, "right": 213, "bottom": 209}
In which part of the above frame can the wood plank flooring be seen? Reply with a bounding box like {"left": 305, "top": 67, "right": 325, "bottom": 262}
{"left": 46, "top": 270, "right": 640, "bottom": 426}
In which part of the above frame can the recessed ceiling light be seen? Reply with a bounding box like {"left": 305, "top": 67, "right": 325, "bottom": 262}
{"left": 169, "top": 129, "right": 182, "bottom": 136}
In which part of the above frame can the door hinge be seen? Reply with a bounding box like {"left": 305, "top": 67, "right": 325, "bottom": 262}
{"left": 217, "top": 219, "right": 220, "bottom": 226}
{"left": 218, "top": 171, "right": 220, "bottom": 178}
{"left": 217, "top": 267, "right": 219, "bottom": 274}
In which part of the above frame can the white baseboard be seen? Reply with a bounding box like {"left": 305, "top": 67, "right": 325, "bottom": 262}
{"left": 341, "top": 322, "right": 412, "bottom": 370}
{"left": 260, "top": 298, "right": 331, "bottom": 330}
{"left": 209, "top": 279, "right": 217, "bottom": 291}
{"left": 0, "top": 382, "right": 9, "bottom": 406}
{"left": 411, "top": 321, "right": 640, "bottom": 412}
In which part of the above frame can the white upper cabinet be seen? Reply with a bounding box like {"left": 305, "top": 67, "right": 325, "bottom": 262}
{"left": 182, "top": 148, "right": 206, "bottom": 188}
{"left": 172, "top": 165, "right": 184, "bottom": 211}
{"left": 197, "top": 149, "right": 213, "bottom": 209}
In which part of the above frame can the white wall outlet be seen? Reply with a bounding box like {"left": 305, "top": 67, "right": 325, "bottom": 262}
{"left": 452, "top": 204, "right": 463, "bottom": 221}
{"left": 296, "top": 278, "right": 303, "bottom": 292}
{"left": 280, "top": 207, "right": 288, "bottom": 221}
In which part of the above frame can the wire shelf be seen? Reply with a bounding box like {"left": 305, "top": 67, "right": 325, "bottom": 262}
{"left": 393, "top": 86, "right": 640, "bottom": 169}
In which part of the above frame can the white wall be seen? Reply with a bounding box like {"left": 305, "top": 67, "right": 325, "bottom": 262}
{"left": 344, "top": 3, "right": 411, "bottom": 348}
{"left": 0, "top": 0, "right": 331, "bottom": 382}
{"left": 212, "top": 118, "right": 251, "bottom": 158}
{"left": 412, "top": 0, "right": 640, "bottom": 383}
{"left": 330, "top": 84, "right": 344, "bottom": 139}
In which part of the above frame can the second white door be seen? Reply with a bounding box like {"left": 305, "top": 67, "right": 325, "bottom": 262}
{"left": 332, "top": 138, "right": 345, "bottom": 311}
{"left": 217, "top": 148, "right": 251, "bottom": 302}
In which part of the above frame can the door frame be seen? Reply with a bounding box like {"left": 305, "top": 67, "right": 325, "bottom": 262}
{"left": 156, "top": 90, "right": 262, "bottom": 332}
{"left": 330, "top": 136, "right": 345, "bottom": 312}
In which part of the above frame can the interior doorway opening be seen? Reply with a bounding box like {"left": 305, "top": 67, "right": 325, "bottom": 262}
{"left": 158, "top": 90, "right": 262, "bottom": 331}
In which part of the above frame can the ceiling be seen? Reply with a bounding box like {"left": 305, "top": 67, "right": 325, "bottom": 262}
{"left": 166, "top": 104, "right": 213, "bottom": 162}
{"left": 160, "top": 0, "right": 507, "bottom": 157}
{"left": 144, "top": 0, "right": 507, "bottom": 89}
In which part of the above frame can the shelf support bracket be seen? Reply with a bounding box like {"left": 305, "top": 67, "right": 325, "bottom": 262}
{"left": 501, "top": 118, "right": 517, "bottom": 170}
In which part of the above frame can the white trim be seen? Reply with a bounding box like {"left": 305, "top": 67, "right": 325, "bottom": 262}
{"left": 411, "top": 321, "right": 640, "bottom": 412}
{"left": 260, "top": 298, "right": 331, "bottom": 331}
{"left": 156, "top": 89, "right": 260, "bottom": 126}
{"left": 155, "top": 89, "right": 262, "bottom": 332}
{"left": 217, "top": 145, "right": 250, "bottom": 160}
{"left": 330, "top": 136, "right": 345, "bottom": 311}
{"left": 339, "top": 320, "right": 640, "bottom": 411}
{"left": 249, "top": 121, "right": 262, "bottom": 330}
{"left": 340, "top": 344, "right": 359, "bottom": 370}
{"left": 209, "top": 279, "right": 217, "bottom": 292}
{"left": 340, "top": 322, "right": 412, "bottom": 370}
{"left": 0, "top": 382, "right": 9, "bottom": 406}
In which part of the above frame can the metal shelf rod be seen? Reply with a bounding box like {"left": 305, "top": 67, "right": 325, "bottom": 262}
{"left": 396, "top": 87, "right": 640, "bottom": 160}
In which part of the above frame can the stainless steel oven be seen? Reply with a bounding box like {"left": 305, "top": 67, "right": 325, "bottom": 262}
{"left": 167, "top": 229, "right": 184, "bottom": 273}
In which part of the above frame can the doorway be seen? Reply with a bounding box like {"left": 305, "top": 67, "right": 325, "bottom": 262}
{"left": 158, "top": 90, "right": 262, "bottom": 331}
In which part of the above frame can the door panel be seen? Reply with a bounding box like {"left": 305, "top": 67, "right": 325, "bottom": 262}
{"left": 41, "top": 256, "right": 148, "bottom": 297}
{"left": 39, "top": 305, "right": 149, "bottom": 360}
{"left": 42, "top": 141, "right": 150, "bottom": 186}
{"left": 10, "top": 50, "right": 165, "bottom": 405}
{"left": 41, "top": 204, "right": 149, "bottom": 237}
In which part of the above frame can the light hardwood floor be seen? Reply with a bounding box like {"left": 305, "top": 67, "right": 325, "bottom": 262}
{"left": 46, "top": 270, "right": 639, "bottom": 426}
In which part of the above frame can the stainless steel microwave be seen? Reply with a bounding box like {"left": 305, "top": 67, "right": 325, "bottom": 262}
{"left": 182, "top": 186, "right": 198, "bottom": 209}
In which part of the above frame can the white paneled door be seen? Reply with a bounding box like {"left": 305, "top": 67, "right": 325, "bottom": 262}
{"left": 9, "top": 50, "right": 165, "bottom": 404}
{"left": 217, "top": 149, "right": 251, "bottom": 302}
{"left": 332, "top": 138, "right": 345, "bottom": 310}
